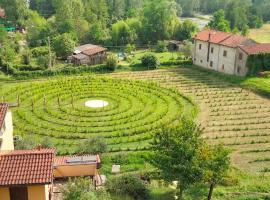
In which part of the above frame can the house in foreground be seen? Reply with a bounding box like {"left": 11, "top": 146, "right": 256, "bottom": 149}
{"left": 0, "top": 148, "right": 102, "bottom": 200}
{"left": 0, "top": 103, "right": 14, "bottom": 150}
{"left": 193, "top": 30, "right": 270, "bottom": 76}
{"left": 68, "top": 44, "right": 107, "bottom": 65}
{"left": 0, "top": 149, "right": 55, "bottom": 200}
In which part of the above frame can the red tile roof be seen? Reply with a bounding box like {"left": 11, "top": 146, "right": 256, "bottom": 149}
{"left": 194, "top": 30, "right": 232, "bottom": 44}
{"left": 0, "top": 149, "right": 55, "bottom": 186}
{"left": 219, "top": 34, "right": 251, "bottom": 48}
{"left": 82, "top": 46, "right": 107, "bottom": 56}
{"left": 0, "top": 103, "right": 8, "bottom": 129}
{"left": 240, "top": 43, "right": 270, "bottom": 55}
{"left": 194, "top": 29, "right": 254, "bottom": 48}
{"left": 75, "top": 44, "right": 107, "bottom": 56}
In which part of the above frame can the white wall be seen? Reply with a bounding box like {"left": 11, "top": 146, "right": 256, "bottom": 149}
{"left": 217, "top": 46, "right": 237, "bottom": 75}
{"left": 0, "top": 110, "right": 14, "bottom": 150}
{"left": 235, "top": 48, "right": 249, "bottom": 76}
{"left": 193, "top": 40, "right": 209, "bottom": 68}
{"left": 208, "top": 43, "right": 221, "bottom": 71}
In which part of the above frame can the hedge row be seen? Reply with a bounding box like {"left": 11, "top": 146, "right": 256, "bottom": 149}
{"left": 1, "top": 63, "right": 113, "bottom": 79}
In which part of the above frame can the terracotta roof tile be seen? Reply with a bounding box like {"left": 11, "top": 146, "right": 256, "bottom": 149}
{"left": 75, "top": 44, "right": 107, "bottom": 56}
{"left": 194, "top": 29, "right": 254, "bottom": 48}
{"left": 0, "top": 103, "right": 8, "bottom": 129}
{"left": 0, "top": 149, "right": 55, "bottom": 186}
{"left": 219, "top": 34, "right": 251, "bottom": 47}
{"left": 82, "top": 46, "right": 107, "bottom": 56}
{"left": 240, "top": 43, "right": 270, "bottom": 55}
{"left": 194, "top": 30, "right": 232, "bottom": 44}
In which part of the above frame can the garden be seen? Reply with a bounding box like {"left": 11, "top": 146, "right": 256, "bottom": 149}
{"left": 0, "top": 76, "right": 196, "bottom": 155}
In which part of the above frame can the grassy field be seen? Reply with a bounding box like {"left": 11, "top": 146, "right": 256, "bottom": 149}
{"left": 249, "top": 24, "right": 270, "bottom": 43}
{"left": 110, "top": 67, "right": 270, "bottom": 175}
{"left": 1, "top": 64, "right": 270, "bottom": 199}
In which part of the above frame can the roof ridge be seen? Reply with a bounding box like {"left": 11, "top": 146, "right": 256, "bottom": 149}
{"left": 217, "top": 34, "right": 233, "bottom": 44}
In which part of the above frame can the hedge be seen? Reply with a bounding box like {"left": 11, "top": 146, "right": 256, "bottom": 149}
{"left": 1, "top": 63, "right": 114, "bottom": 79}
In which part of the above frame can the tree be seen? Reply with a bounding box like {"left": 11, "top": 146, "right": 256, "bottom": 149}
{"left": 111, "top": 20, "right": 136, "bottom": 45}
{"left": 52, "top": 33, "right": 75, "bottom": 59}
{"left": 77, "top": 137, "right": 108, "bottom": 154}
{"left": 174, "top": 20, "right": 199, "bottom": 41}
{"left": 149, "top": 118, "right": 205, "bottom": 199}
{"left": 0, "top": 42, "right": 16, "bottom": 64}
{"left": 62, "top": 177, "right": 111, "bottom": 200}
{"left": 89, "top": 22, "right": 110, "bottom": 44}
{"left": 204, "top": 145, "right": 230, "bottom": 200}
{"left": 225, "top": 0, "right": 250, "bottom": 31}
{"left": 25, "top": 10, "right": 51, "bottom": 47}
{"left": 208, "top": 9, "right": 230, "bottom": 32}
{"left": 0, "top": 0, "right": 29, "bottom": 25}
{"left": 142, "top": 0, "right": 178, "bottom": 42}
{"left": 29, "top": 0, "right": 55, "bottom": 18}
{"left": 176, "top": 0, "right": 199, "bottom": 16}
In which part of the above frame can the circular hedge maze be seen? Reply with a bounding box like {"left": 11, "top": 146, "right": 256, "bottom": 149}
{"left": 1, "top": 76, "right": 195, "bottom": 154}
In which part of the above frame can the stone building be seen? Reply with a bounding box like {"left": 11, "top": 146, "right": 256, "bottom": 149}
{"left": 193, "top": 30, "right": 270, "bottom": 76}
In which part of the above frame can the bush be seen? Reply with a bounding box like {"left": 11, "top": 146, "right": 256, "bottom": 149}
{"left": 62, "top": 178, "right": 111, "bottom": 200}
{"left": 155, "top": 41, "right": 168, "bottom": 53}
{"left": 106, "top": 55, "right": 118, "bottom": 71}
{"left": 15, "top": 135, "right": 37, "bottom": 150}
{"left": 77, "top": 137, "right": 108, "bottom": 154}
{"left": 141, "top": 54, "right": 159, "bottom": 70}
{"left": 107, "top": 174, "right": 149, "bottom": 200}
{"left": 31, "top": 46, "right": 50, "bottom": 58}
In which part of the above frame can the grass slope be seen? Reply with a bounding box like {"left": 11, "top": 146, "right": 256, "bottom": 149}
{"left": 249, "top": 24, "right": 270, "bottom": 43}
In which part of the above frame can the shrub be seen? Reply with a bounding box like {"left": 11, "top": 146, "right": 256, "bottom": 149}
{"left": 15, "top": 135, "right": 37, "bottom": 150}
{"left": 141, "top": 54, "right": 159, "bottom": 70}
{"left": 107, "top": 174, "right": 149, "bottom": 200}
{"left": 62, "top": 178, "right": 111, "bottom": 200}
{"left": 125, "top": 44, "right": 136, "bottom": 54}
{"left": 40, "top": 137, "right": 54, "bottom": 148}
{"left": 155, "top": 41, "right": 167, "bottom": 53}
{"left": 106, "top": 55, "right": 118, "bottom": 71}
{"left": 31, "top": 46, "right": 50, "bottom": 58}
{"left": 77, "top": 137, "right": 108, "bottom": 154}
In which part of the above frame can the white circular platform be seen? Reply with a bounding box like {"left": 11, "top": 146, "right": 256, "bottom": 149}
{"left": 85, "top": 100, "right": 109, "bottom": 108}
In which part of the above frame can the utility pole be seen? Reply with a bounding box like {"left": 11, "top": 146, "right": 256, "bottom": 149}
{"left": 48, "top": 36, "right": 52, "bottom": 68}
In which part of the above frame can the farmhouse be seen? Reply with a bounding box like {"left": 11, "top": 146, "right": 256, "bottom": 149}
{"left": 69, "top": 44, "right": 107, "bottom": 65}
{"left": 193, "top": 30, "right": 270, "bottom": 76}
{"left": 0, "top": 103, "right": 14, "bottom": 150}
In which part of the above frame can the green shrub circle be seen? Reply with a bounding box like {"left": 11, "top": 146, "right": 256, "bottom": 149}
{"left": 1, "top": 76, "right": 195, "bottom": 154}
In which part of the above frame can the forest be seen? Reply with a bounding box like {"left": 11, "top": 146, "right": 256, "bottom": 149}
{"left": 0, "top": 0, "right": 269, "bottom": 47}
